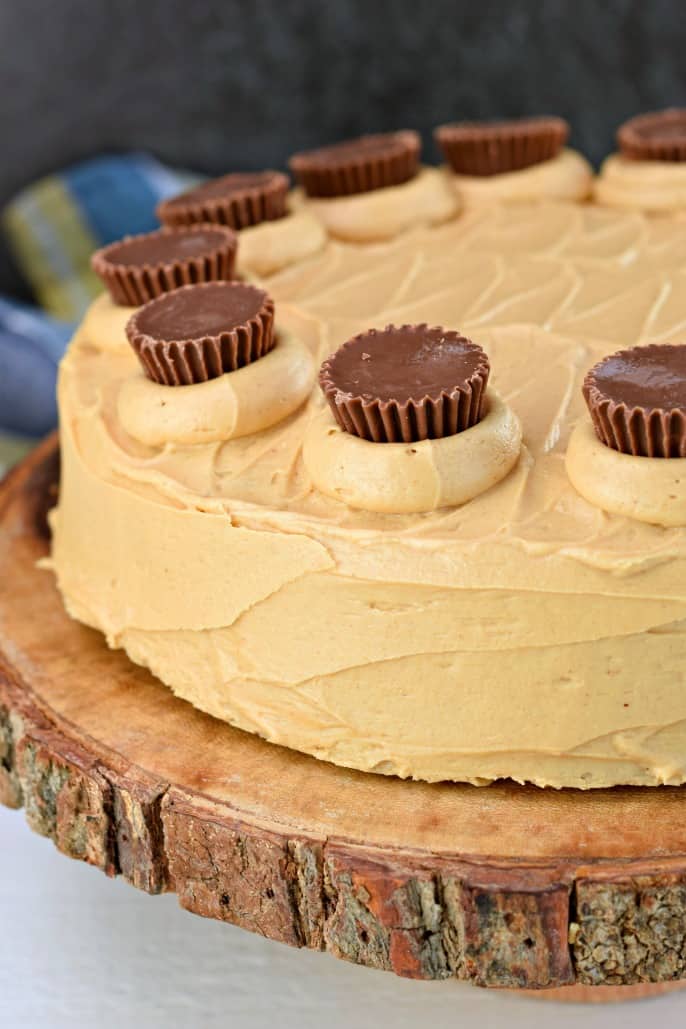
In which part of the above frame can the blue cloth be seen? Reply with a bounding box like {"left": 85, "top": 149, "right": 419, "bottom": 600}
{"left": 0, "top": 153, "right": 200, "bottom": 438}
{"left": 0, "top": 299, "right": 73, "bottom": 436}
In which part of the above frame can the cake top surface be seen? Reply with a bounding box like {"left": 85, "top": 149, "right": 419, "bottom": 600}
{"left": 67, "top": 201, "right": 686, "bottom": 598}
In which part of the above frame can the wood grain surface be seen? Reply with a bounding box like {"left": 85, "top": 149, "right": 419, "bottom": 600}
{"left": 3, "top": 435, "right": 686, "bottom": 993}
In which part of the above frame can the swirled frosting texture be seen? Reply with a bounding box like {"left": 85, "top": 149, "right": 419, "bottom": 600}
{"left": 50, "top": 201, "right": 686, "bottom": 788}
{"left": 303, "top": 391, "right": 521, "bottom": 513}
{"left": 236, "top": 209, "right": 327, "bottom": 277}
{"left": 448, "top": 149, "right": 593, "bottom": 207}
{"left": 118, "top": 330, "right": 315, "bottom": 446}
{"left": 566, "top": 421, "right": 686, "bottom": 527}
{"left": 303, "top": 167, "right": 460, "bottom": 241}
{"left": 595, "top": 154, "right": 686, "bottom": 213}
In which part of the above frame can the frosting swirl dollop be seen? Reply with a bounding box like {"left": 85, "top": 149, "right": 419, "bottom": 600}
{"left": 303, "top": 389, "right": 521, "bottom": 513}
{"left": 447, "top": 149, "right": 592, "bottom": 207}
{"left": 118, "top": 329, "right": 315, "bottom": 447}
{"left": 566, "top": 419, "right": 686, "bottom": 527}
{"left": 595, "top": 154, "right": 686, "bottom": 213}
{"left": 303, "top": 167, "right": 460, "bottom": 242}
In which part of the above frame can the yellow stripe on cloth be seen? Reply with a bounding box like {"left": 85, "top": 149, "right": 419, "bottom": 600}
{"left": 3, "top": 178, "right": 101, "bottom": 320}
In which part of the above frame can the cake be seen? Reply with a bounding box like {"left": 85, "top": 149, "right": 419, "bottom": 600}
{"left": 156, "top": 170, "right": 327, "bottom": 276}
{"left": 48, "top": 118, "right": 686, "bottom": 790}
{"left": 435, "top": 116, "right": 593, "bottom": 206}
{"left": 595, "top": 108, "right": 686, "bottom": 213}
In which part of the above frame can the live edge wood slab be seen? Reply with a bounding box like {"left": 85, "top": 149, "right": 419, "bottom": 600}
{"left": 3, "top": 437, "right": 686, "bottom": 998}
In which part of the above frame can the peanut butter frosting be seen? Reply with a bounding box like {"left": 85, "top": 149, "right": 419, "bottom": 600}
{"left": 300, "top": 167, "right": 460, "bottom": 241}
{"left": 446, "top": 149, "right": 593, "bottom": 207}
{"left": 566, "top": 420, "right": 686, "bottom": 527}
{"left": 236, "top": 208, "right": 327, "bottom": 277}
{"left": 303, "top": 391, "right": 522, "bottom": 513}
{"left": 49, "top": 200, "right": 686, "bottom": 789}
{"left": 595, "top": 154, "right": 686, "bottom": 213}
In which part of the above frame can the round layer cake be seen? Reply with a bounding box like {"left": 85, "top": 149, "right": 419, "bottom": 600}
{"left": 49, "top": 193, "right": 686, "bottom": 790}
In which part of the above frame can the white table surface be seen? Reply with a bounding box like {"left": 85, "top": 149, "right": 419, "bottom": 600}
{"left": 2, "top": 807, "right": 686, "bottom": 1028}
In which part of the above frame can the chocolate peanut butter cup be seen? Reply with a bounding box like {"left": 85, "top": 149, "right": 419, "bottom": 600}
{"left": 434, "top": 116, "right": 568, "bottom": 176}
{"left": 126, "top": 281, "right": 275, "bottom": 386}
{"left": 156, "top": 171, "right": 289, "bottom": 230}
{"left": 289, "top": 131, "right": 421, "bottom": 198}
{"left": 91, "top": 226, "right": 238, "bottom": 306}
{"left": 583, "top": 343, "right": 686, "bottom": 458}
{"left": 617, "top": 108, "right": 686, "bottom": 162}
{"left": 319, "top": 324, "right": 490, "bottom": 443}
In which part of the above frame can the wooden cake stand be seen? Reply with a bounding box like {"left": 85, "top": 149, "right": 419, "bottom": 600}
{"left": 2, "top": 435, "right": 686, "bottom": 1003}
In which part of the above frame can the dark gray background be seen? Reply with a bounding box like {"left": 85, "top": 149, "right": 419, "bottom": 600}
{"left": 2, "top": 0, "right": 686, "bottom": 298}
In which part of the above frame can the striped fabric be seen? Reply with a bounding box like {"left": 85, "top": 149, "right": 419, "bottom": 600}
{"left": 0, "top": 153, "right": 201, "bottom": 445}
{"left": 0, "top": 297, "right": 73, "bottom": 438}
{"left": 0, "top": 431, "right": 32, "bottom": 477}
{"left": 3, "top": 153, "right": 199, "bottom": 321}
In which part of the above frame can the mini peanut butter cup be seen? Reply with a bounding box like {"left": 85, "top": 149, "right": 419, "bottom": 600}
{"left": 319, "top": 324, "right": 490, "bottom": 443}
{"left": 617, "top": 108, "right": 686, "bottom": 162}
{"left": 156, "top": 171, "right": 289, "bottom": 230}
{"left": 289, "top": 131, "right": 421, "bottom": 198}
{"left": 91, "top": 226, "right": 237, "bottom": 307}
{"left": 126, "top": 281, "right": 275, "bottom": 386}
{"left": 434, "top": 116, "right": 568, "bottom": 176}
{"left": 583, "top": 343, "right": 686, "bottom": 458}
